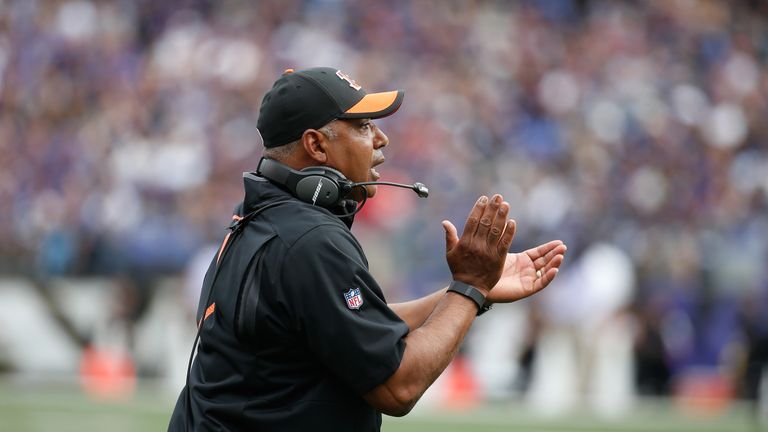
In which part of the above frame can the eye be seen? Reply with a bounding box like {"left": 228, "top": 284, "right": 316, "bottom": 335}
{"left": 361, "top": 121, "right": 373, "bottom": 131}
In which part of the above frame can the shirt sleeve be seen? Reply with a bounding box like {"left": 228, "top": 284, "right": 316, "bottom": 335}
{"left": 282, "top": 224, "right": 409, "bottom": 395}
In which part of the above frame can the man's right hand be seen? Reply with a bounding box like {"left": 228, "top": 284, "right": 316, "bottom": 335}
{"left": 442, "top": 194, "right": 516, "bottom": 294}
{"left": 365, "top": 194, "right": 516, "bottom": 416}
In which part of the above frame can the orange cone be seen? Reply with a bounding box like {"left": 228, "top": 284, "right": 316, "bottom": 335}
{"left": 441, "top": 356, "right": 480, "bottom": 410}
{"left": 79, "top": 346, "right": 137, "bottom": 400}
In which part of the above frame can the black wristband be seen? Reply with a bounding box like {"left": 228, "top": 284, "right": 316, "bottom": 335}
{"left": 477, "top": 302, "right": 493, "bottom": 316}
{"left": 447, "top": 281, "right": 488, "bottom": 315}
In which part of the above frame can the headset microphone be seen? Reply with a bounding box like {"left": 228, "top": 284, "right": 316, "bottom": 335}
{"left": 351, "top": 181, "right": 429, "bottom": 198}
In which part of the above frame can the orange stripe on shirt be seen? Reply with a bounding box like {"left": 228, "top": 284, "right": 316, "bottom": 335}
{"left": 218, "top": 215, "right": 243, "bottom": 263}
{"left": 216, "top": 233, "right": 231, "bottom": 265}
{"left": 204, "top": 303, "right": 216, "bottom": 321}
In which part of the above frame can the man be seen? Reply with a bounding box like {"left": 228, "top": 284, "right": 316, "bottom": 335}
{"left": 169, "top": 67, "right": 566, "bottom": 431}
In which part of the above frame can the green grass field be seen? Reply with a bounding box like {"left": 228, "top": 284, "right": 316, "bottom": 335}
{"left": 0, "top": 380, "right": 760, "bottom": 432}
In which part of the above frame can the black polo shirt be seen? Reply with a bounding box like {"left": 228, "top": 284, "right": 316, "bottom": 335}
{"left": 168, "top": 174, "right": 409, "bottom": 431}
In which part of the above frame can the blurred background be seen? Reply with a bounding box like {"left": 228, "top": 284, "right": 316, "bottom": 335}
{"left": 1, "top": 0, "right": 767, "bottom": 430}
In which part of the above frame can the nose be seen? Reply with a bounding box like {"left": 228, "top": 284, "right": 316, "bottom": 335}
{"left": 373, "top": 123, "right": 389, "bottom": 149}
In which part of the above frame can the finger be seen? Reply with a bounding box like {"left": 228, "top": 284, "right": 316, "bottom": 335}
{"left": 533, "top": 266, "right": 561, "bottom": 292}
{"left": 531, "top": 242, "right": 567, "bottom": 269}
{"left": 487, "top": 201, "right": 510, "bottom": 246}
{"left": 526, "top": 240, "right": 565, "bottom": 260}
{"left": 497, "top": 219, "right": 516, "bottom": 254}
{"left": 474, "top": 194, "right": 502, "bottom": 240}
{"left": 532, "top": 259, "right": 562, "bottom": 293}
{"left": 540, "top": 253, "right": 565, "bottom": 275}
{"left": 442, "top": 220, "right": 459, "bottom": 252}
{"left": 462, "top": 196, "right": 488, "bottom": 239}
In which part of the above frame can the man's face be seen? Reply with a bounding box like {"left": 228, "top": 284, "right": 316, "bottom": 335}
{"left": 323, "top": 118, "right": 389, "bottom": 201}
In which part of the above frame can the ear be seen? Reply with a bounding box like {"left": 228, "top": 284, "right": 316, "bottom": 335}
{"left": 301, "top": 129, "right": 330, "bottom": 164}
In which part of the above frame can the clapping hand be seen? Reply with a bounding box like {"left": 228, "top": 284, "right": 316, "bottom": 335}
{"left": 486, "top": 240, "right": 567, "bottom": 304}
{"left": 442, "top": 195, "right": 515, "bottom": 294}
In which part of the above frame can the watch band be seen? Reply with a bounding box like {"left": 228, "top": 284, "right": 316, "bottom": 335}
{"left": 447, "top": 280, "right": 489, "bottom": 315}
{"left": 477, "top": 302, "right": 493, "bottom": 316}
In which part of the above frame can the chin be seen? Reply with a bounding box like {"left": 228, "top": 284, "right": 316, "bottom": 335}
{"left": 349, "top": 185, "right": 375, "bottom": 202}
{"left": 366, "top": 185, "right": 377, "bottom": 198}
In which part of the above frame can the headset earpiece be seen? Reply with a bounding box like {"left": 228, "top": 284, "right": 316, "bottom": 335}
{"left": 257, "top": 158, "right": 353, "bottom": 208}
{"left": 294, "top": 169, "right": 341, "bottom": 207}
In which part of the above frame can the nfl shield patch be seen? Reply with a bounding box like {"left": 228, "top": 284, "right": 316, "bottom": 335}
{"left": 344, "top": 288, "right": 364, "bottom": 310}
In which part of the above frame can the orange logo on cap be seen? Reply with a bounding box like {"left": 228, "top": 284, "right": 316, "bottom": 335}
{"left": 336, "top": 70, "right": 362, "bottom": 91}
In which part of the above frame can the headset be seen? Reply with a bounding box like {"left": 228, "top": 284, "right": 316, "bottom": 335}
{"left": 256, "top": 157, "right": 428, "bottom": 215}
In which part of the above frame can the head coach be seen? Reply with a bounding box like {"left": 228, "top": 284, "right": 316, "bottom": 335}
{"left": 168, "top": 67, "right": 567, "bottom": 431}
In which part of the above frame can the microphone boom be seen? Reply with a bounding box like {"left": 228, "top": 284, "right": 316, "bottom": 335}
{"left": 351, "top": 181, "right": 429, "bottom": 198}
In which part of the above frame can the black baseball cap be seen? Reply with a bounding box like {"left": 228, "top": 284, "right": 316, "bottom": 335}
{"left": 257, "top": 67, "right": 405, "bottom": 148}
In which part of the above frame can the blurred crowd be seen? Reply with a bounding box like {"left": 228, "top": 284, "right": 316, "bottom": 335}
{"left": 2, "top": 0, "right": 767, "bottom": 403}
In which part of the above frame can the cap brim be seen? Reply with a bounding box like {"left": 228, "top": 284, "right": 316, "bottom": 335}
{"left": 340, "top": 90, "right": 404, "bottom": 119}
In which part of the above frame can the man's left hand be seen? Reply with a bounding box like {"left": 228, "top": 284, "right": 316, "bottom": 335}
{"left": 486, "top": 240, "right": 567, "bottom": 304}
